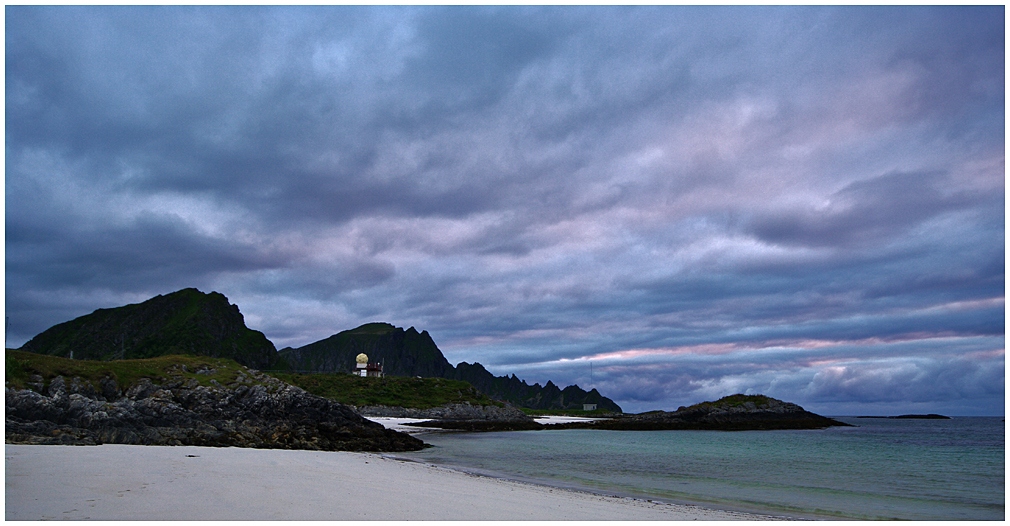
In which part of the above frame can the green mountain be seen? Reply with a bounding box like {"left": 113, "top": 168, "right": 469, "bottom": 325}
{"left": 278, "top": 323, "right": 454, "bottom": 378}
{"left": 18, "top": 288, "right": 280, "bottom": 370}
{"left": 279, "top": 323, "right": 623, "bottom": 413}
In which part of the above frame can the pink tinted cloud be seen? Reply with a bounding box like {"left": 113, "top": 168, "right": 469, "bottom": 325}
{"left": 580, "top": 343, "right": 743, "bottom": 362}
{"left": 560, "top": 332, "right": 990, "bottom": 367}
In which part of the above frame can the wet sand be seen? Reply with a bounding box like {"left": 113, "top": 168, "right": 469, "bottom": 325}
{"left": 5, "top": 444, "right": 779, "bottom": 520}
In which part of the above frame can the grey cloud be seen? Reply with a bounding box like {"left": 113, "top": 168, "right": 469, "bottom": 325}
{"left": 798, "top": 354, "right": 1005, "bottom": 413}
{"left": 7, "top": 213, "right": 287, "bottom": 288}
{"left": 5, "top": 7, "right": 1003, "bottom": 415}
{"left": 5, "top": 211, "right": 295, "bottom": 341}
{"left": 747, "top": 171, "right": 997, "bottom": 248}
{"left": 402, "top": 7, "right": 562, "bottom": 112}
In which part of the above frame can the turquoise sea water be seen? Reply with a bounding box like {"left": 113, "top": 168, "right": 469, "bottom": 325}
{"left": 397, "top": 417, "right": 1004, "bottom": 520}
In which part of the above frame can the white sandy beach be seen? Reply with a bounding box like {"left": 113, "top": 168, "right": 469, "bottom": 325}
{"left": 6, "top": 444, "right": 778, "bottom": 521}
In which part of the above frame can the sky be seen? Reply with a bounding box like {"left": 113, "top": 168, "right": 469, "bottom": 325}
{"left": 5, "top": 6, "right": 1004, "bottom": 415}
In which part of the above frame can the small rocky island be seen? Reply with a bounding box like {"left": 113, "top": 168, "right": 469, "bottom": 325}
{"left": 856, "top": 414, "right": 951, "bottom": 420}
{"left": 577, "top": 394, "right": 852, "bottom": 430}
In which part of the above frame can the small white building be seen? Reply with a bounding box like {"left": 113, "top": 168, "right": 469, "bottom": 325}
{"left": 583, "top": 403, "right": 597, "bottom": 411}
{"left": 354, "top": 353, "right": 384, "bottom": 378}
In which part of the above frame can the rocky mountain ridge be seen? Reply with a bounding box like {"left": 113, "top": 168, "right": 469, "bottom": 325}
{"left": 452, "top": 361, "right": 620, "bottom": 413}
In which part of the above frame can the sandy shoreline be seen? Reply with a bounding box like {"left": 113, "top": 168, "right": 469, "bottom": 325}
{"left": 6, "top": 444, "right": 781, "bottom": 520}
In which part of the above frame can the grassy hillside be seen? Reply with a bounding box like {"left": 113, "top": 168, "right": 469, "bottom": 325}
{"left": 269, "top": 372, "right": 500, "bottom": 409}
{"left": 5, "top": 348, "right": 249, "bottom": 392}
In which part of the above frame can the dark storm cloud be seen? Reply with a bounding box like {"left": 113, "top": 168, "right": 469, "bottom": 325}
{"left": 7, "top": 213, "right": 286, "bottom": 289}
{"left": 5, "top": 6, "right": 1003, "bottom": 414}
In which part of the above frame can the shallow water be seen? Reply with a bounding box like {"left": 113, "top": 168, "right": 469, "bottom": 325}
{"left": 397, "top": 417, "right": 1004, "bottom": 520}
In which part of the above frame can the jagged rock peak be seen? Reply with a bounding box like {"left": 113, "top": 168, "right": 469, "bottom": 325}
{"left": 347, "top": 322, "right": 398, "bottom": 335}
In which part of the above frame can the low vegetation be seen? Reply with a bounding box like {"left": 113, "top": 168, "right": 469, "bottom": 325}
{"left": 269, "top": 372, "right": 501, "bottom": 409}
{"left": 688, "top": 394, "right": 777, "bottom": 410}
{"left": 5, "top": 349, "right": 248, "bottom": 392}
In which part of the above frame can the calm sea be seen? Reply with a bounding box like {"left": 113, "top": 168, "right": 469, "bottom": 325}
{"left": 396, "top": 417, "right": 1004, "bottom": 520}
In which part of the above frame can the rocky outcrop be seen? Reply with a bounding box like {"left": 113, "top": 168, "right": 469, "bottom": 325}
{"left": 6, "top": 368, "right": 425, "bottom": 452}
{"left": 554, "top": 394, "right": 851, "bottom": 431}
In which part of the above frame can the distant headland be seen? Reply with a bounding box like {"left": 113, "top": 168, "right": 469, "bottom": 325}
{"left": 856, "top": 414, "right": 951, "bottom": 420}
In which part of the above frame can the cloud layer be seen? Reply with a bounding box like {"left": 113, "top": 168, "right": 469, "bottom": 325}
{"left": 6, "top": 6, "right": 1004, "bottom": 415}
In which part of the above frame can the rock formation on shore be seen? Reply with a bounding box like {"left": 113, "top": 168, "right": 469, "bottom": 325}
{"left": 5, "top": 363, "right": 425, "bottom": 452}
